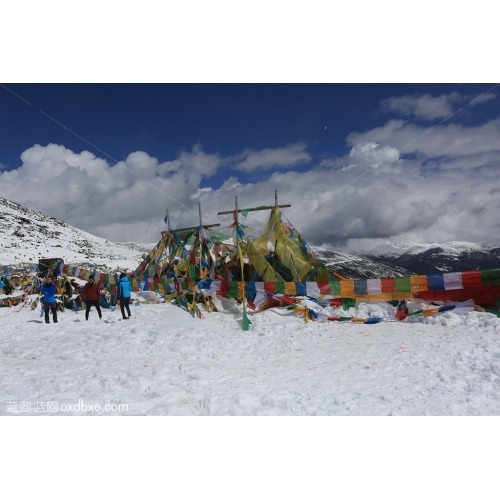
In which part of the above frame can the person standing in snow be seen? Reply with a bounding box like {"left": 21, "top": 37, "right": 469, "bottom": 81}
{"left": 63, "top": 278, "right": 73, "bottom": 297}
{"left": 110, "top": 284, "right": 118, "bottom": 307}
{"left": 3, "top": 277, "right": 13, "bottom": 295}
{"left": 81, "top": 275, "right": 102, "bottom": 320}
{"left": 0, "top": 277, "right": 5, "bottom": 295}
{"left": 40, "top": 275, "right": 58, "bottom": 324}
{"left": 118, "top": 272, "right": 132, "bottom": 320}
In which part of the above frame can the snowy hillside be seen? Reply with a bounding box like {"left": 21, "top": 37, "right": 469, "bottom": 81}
{"left": 0, "top": 197, "right": 154, "bottom": 271}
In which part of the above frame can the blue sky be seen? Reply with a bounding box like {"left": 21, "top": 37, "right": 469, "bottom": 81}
{"left": 3, "top": 83, "right": 498, "bottom": 176}
{"left": 1, "top": 83, "right": 500, "bottom": 250}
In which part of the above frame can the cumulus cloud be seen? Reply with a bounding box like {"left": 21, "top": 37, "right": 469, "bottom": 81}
{"left": 347, "top": 119, "right": 500, "bottom": 160}
{"left": 0, "top": 142, "right": 312, "bottom": 243}
{"left": 381, "top": 91, "right": 497, "bottom": 121}
{"left": 2, "top": 114, "right": 500, "bottom": 254}
{"left": 346, "top": 142, "right": 400, "bottom": 172}
{"left": 469, "top": 92, "right": 496, "bottom": 106}
{"left": 0, "top": 143, "right": 224, "bottom": 242}
{"left": 177, "top": 143, "right": 223, "bottom": 177}
{"left": 233, "top": 142, "right": 311, "bottom": 171}
{"left": 381, "top": 93, "right": 462, "bottom": 120}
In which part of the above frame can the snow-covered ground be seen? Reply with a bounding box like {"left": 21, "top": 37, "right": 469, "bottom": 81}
{"left": 2, "top": 298, "right": 500, "bottom": 416}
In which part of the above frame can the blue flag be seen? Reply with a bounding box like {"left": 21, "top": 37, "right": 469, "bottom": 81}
{"left": 163, "top": 214, "right": 168, "bottom": 224}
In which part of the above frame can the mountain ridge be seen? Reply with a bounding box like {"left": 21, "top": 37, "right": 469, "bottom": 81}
{"left": 313, "top": 248, "right": 414, "bottom": 279}
{"left": 0, "top": 197, "right": 151, "bottom": 272}
{"left": 359, "top": 241, "right": 500, "bottom": 274}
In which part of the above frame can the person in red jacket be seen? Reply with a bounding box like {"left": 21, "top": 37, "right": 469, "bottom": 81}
{"left": 395, "top": 300, "right": 409, "bottom": 321}
{"left": 81, "top": 275, "right": 102, "bottom": 320}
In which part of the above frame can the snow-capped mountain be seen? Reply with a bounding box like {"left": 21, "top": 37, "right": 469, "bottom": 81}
{"left": 313, "top": 248, "right": 414, "bottom": 279}
{"left": 0, "top": 197, "right": 153, "bottom": 272}
{"left": 360, "top": 241, "right": 500, "bottom": 274}
{"left": 365, "top": 243, "right": 429, "bottom": 258}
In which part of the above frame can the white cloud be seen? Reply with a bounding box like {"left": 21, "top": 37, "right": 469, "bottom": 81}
{"left": 190, "top": 187, "right": 213, "bottom": 200}
{"left": 347, "top": 142, "right": 400, "bottom": 171}
{"left": 469, "top": 92, "right": 496, "bottom": 106}
{"left": 381, "top": 91, "right": 497, "bottom": 121}
{"left": 0, "top": 143, "right": 223, "bottom": 242}
{"left": 381, "top": 92, "right": 462, "bottom": 120}
{"left": 2, "top": 116, "right": 500, "bottom": 254}
{"left": 233, "top": 142, "right": 311, "bottom": 171}
{"left": 177, "top": 143, "right": 223, "bottom": 177}
{"left": 425, "top": 150, "right": 500, "bottom": 170}
{"left": 347, "top": 119, "right": 500, "bottom": 159}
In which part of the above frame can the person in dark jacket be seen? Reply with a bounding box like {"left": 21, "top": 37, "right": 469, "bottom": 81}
{"left": 118, "top": 272, "right": 132, "bottom": 320}
{"left": 40, "top": 276, "right": 58, "bottom": 324}
{"left": 63, "top": 278, "right": 73, "bottom": 298}
{"left": 5, "top": 277, "right": 13, "bottom": 295}
{"left": 81, "top": 275, "right": 102, "bottom": 320}
{"left": 1, "top": 277, "right": 13, "bottom": 295}
{"left": 110, "top": 285, "right": 118, "bottom": 307}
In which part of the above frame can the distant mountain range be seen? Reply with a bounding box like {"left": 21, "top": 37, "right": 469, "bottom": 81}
{"left": 358, "top": 241, "right": 500, "bottom": 275}
{"left": 312, "top": 249, "right": 414, "bottom": 280}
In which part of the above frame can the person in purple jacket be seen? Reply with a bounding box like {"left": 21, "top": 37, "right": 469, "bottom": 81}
{"left": 40, "top": 275, "right": 58, "bottom": 324}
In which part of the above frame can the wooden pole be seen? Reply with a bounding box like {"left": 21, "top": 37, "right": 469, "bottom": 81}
{"left": 166, "top": 208, "right": 171, "bottom": 232}
{"left": 175, "top": 223, "right": 220, "bottom": 232}
{"left": 217, "top": 204, "right": 291, "bottom": 216}
{"left": 198, "top": 203, "right": 203, "bottom": 279}
{"left": 275, "top": 190, "right": 278, "bottom": 208}
{"left": 235, "top": 196, "right": 239, "bottom": 247}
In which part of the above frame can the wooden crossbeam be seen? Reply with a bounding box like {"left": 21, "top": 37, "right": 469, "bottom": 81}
{"left": 173, "top": 223, "right": 221, "bottom": 232}
{"left": 217, "top": 204, "right": 291, "bottom": 215}
{"left": 165, "top": 203, "right": 221, "bottom": 234}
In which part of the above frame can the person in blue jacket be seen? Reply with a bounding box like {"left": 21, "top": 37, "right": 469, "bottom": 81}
{"left": 40, "top": 275, "right": 58, "bottom": 324}
{"left": 118, "top": 272, "right": 132, "bottom": 320}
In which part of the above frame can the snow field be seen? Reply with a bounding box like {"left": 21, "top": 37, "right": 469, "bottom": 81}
{"left": 1, "top": 300, "right": 500, "bottom": 416}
